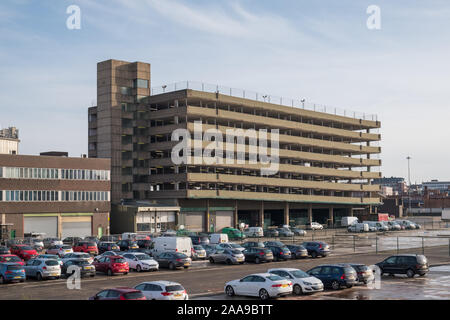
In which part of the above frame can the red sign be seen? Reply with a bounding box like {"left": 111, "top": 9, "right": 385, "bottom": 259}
{"left": 378, "top": 213, "right": 389, "bottom": 221}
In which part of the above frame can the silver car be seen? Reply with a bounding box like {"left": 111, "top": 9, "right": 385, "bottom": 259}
{"left": 192, "top": 245, "right": 207, "bottom": 260}
{"left": 216, "top": 242, "right": 245, "bottom": 252}
{"left": 209, "top": 249, "right": 245, "bottom": 265}
{"left": 43, "top": 238, "right": 63, "bottom": 248}
{"left": 36, "top": 254, "right": 64, "bottom": 267}
{"left": 23, "top": 259, "right": 61, "bottom": 280}
{"left": 62, "top": 252, "right": 94, "bottom": 264}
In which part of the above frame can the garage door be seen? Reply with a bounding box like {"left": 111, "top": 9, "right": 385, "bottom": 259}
{"left": 61, "top": 217, "right": 92, "bottom": 239}
{"left": 215, "top": 211, "right": 234, "bottom": 231}
{"left": 183, "top": 212, "right": 205, "bottom": 232}
{"left": 24, "top": 216, "right": 58, "bottom": 238}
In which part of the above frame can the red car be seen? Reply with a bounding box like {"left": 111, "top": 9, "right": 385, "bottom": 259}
{"left": 10, "top": 245, "right": 37, "bottom": 261}
{"left": 93, "top": 255, "right": 129, "bottom": 276}
{"left": 0, "top": 254, "right": 25, "bottom": 266}
{"left": 89, "top": 287, "right": 146, "bottom": 300}
{"left": 73, "top": 241, "right": 99, "bottom": 255}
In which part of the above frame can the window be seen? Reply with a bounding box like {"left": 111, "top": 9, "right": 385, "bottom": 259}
{"left": 134, "top": 79, "right": 149, "bottom": 89}
{"left": 120, "top": 87, "right": 131, "bottom": 95}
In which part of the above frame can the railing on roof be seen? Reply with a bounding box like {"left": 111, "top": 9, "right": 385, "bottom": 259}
{"left": 150, "top": 81, "right": 378, "bottom": 122}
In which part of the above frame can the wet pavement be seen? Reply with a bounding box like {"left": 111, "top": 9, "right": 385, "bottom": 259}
{"left": 194, "top": 265, "right": 450, "bottom": 300}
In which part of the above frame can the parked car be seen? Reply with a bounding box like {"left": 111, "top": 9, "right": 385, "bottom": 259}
{"left": 387, "top": 221, "right": 402, "bottom": 231}
{"left": 84, "top": 236, "right": 100, "bottom": 244}
{"left": 43, "top": 238, "right": 63, "bottom": 248}
{"left": 242, "top": 242, "right": 265, "bottom": 250}
{"left": 62, "top": 252, "right": 93, "bottom": 264}
{"left": 122, "top": 252, "right": 159, "bottom": 272}
{"left": 62, "top": 237, "right": 83, "bottom": 246}
{"left": 135, "top": 281, "right": 188, "bottom": 300}
{"left": 191, "top": 245, "right": 207, "bottom": 260}
{"left": 136, "top": 239, "right": 153, "bottom": 250}
{"left": 243, "top": 227, "right": 264, "bottom": 238}
{"left": 98, "top": 241, "right": 120, "bottom": 254}
{"left": 46, "top": 244, "right": 73, "bottom": 257}
{"left": 276, "top": 228, "right": 294, "bottom": 237}
{"left": 220, "top": 227, "right": 246, "bottom": 240}
{"left": 116, "top": 240, "right": 139, "bottom": 251}
{"left": 291, "top": 228, "right": 307, "bottom": 236}
{"left": 306, "top": 264, "right": 357, "bottom": 290}
{"left": 189, "top": 235, "right": 210, "bottom": 246}
{"left": 10, "top": 245, "right": 38, "bottom": 261}
{"left": 94, "top": 251, "right": 122, "bottom": 261}
{"left": 376, "top": 254, "right": 429, "bottom": 278}
{"left": 209, "top": 248, "right": 245, "bottom": 265}
{"left": 348, "top": 223, "right": 369, "bottom": 233}
{"left": 266, "top": 246, "right": 292, "bottom": 261}
{"left": 152, "top": 237, "right": 192, "bottom": 257}
{"left": 0, "top": 263, "right": 26, "bottom": 284}
{"left": 225, "top": 273, "right": 292, "bottom": 300}
{"left": 99, "top": 235, "right": 119, "bottom": 242}
{"left": 340, "top": 263, "right": 374, "bottom": 284}
{"left": 154, "top": 252, "right": 191, "bottom": 270}
{"left": 242, "top": 247, "right": 273, "bottom": 264}
{"left": 61, "top": 259, "right": 96, "bottom": 277}
{"left": 216, "top": 242, "right": 245, "bottom": 252}
{"left": 263, "top": 229, "right": 279, "bottom": 237}
{"left": 72, "top": 241, "right": 99, "bottom": 255}
{"left": 0, "top": 254, "right": 24, "bottom": 266}
{"left": 305, "top": 222, "right": 323, "bottom": 230}
{"left": 92, "top": 255, "right": 129, "bottom": 276}
{"left": 89, "top": 287, "right": 146, "bottom": 300}
{"left": 263, "top": 241, "right": 286, "bottom": 247}
{"left": 285, "top": 245, "right": 308, "bottom": 259}
{"left": 209, "top": 233, "right": 229, "bottom": 245}
{"left": 202, "top": 244, "right": 218, "bottom": 258}
{"left": 23, "top": 259, "right": 61, "bottom": 280}
{"left": 23, "top": 238, "right": 44, "bottom": 252}
{"left": 0, "top": 247, "right": 10, "bottom": 255}
{"left": 36, "top": 254, "right": 63, "bottom": 266}
{"left": 302, "top": 241, "right": 331, "bottom": 258}
{"left": 268, "top": 268, "right": 324, "bottom": 295}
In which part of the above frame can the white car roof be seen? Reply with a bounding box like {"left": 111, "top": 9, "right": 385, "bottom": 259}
{"left": 139, "top": 281, "right": 181, "bottom": 286}
{"left": 248, "top": 273, "right": 278, "bottom": 277}
{"left": 268, "top": 268, "right": 299, "bottom": 272}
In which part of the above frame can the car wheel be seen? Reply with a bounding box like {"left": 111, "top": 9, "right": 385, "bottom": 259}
{"left": 184, "top": 266, "right": 189, "bottom": 269}
{"left": 36, "top": 272, "right": 43, "bottom": 281}
{"left": 331, "top": 281, "right": 340, "bottom": 290}
{"left": 311, "top": 251, "right": 317, "bottom": 259}
{"left": 255, "top": 257, "right": 260, "bottom": 264}
{"left": 293, "top": 284, "right": 303, "bottom": 295}
{"left": 419, "top": 273, "right": 426, "bottom": 277}
{"left": 20, "top": 279, "right": 24, "bottom": 283}
{"left": 406, "top": 269, "right": 415, "bottom": 278}
{"left": 107, "top": 269, "right": 113, "bottom": 276}
{"left": 225, "top": 285, "right": 235, "bottom": 297}
{"left": 136, "top": 265, "right": 142, "bottom": 272}
{"left": 169, "top": 263, "right": 175, "bottom": 270}
{"left": 346, "top": 284, "right": 353, "bottom": 289}
{"left": 209, "top": 257, "right": 215, "bottom": 264}
{"left": 259, "top": 289, "right": 270, "bottom": 300}
{"left": 226, "top": 259, "right": 232, "bottom": 265}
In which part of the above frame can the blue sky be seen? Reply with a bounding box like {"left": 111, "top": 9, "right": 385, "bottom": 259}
{"left": 0, "top": 0, "right": 449, "bottom": 183}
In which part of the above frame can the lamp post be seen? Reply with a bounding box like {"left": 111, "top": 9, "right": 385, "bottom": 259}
{"left": 407, "top": 156, "right": 412, "bottom": 215}
{"left": 301, "top": 99, "right": 306, "bottom": 108}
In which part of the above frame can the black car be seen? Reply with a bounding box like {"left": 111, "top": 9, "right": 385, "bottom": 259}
{"left": 376, "top": 254, "right": 429, "bottom": 278}
{"left": 266, "top": 246, "right": 292, "bottom": 261}
{"left": 302, "top": 241, "right": 330, "bottom": 258}
{"left": 243, "top": 247, "right": 274, "bottom": 264}
{"left": 98, "top": 241, "right": 120, "bottom": 254}
{"left": 116, "top": 240, "right": 139, "bottom": 251}
{"left": 242, "top": 242, "right": 265, "bottom": 250}
{"left": 286, "top": 245, "right": 308, "bottom": 259}
{"left": 136, "top": 239, "right": 153, "bottom": 249}
{"left": 61, "top": 259, "right": 96, "bottom": 278}
{"left": 0, "top": 246, "right": 11, "bottom": 255}
{"left": 189, "top": 236, "right": 210, "bottom": 246}
{"left": 154, "top": 252, "right": 191, "bottom": 270}
{"left": 263, "top": 241, "right": 285, "bottom": 247}
{"left": 263, "top": 229, "right": 279, "bottom": 237}
{"left": 307, "top": 264, "right": 357, "bottom": 290}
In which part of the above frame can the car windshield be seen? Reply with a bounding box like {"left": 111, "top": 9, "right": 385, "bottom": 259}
{"left": 72, "top": 260, "right": 89, "bottom": 266}
{"left": 62, "top": 245, "right": 72, "bottom": 250}
{"left": 230, "top": 249, "right": 242, "bottom": 255}
{"left": 291, "top": 270, "right": 310, "bottom": 278}
{"left": 77, "top": 253, "right": 90, "bottom": 258}
{"left": 230, "top": 244, "right": 242, "bottom": 248}
{"left": 21, "top": 246, "right": 33, "bottom": 251}
{"left": 123, "top": 292, "right": 144, "bottom": 300}
{"left": 166, "top": 285, "right": 184, "bottom": 292}
{"left": 193, "top": 246, "right": 203, "bottom": 250}
{"left": 7, "top": 265, "right": 23, "bottom": 271}
{"left": 4, "top": 256, "right": 20, "bottom": 262}
{"left": 174, "top": 253, "right": 188, "bottom": 259}
{"left": 45, "top": 260, "right": 59, "bottom": 266}
{"left": 87, "top": 242, "right": 97, "bottom": 246}
{"left": 137, "top": 254, "right": 152, "bottom": 260}
{"left": 266, "top": 275, "right": 284, "bottom": 281}
{"left": 113, "top": 258, "right": 126, "bottom": 263}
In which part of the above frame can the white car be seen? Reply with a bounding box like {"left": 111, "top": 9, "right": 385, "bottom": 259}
{"left": 225, "top": 273, "right": 292, "bottom": 300}
{"left": 122, "top": 252, "right": 159, "bottom": 272}
{"left": 46, "top": 245, "right": 73, "bottom": 257}
{"left": 135, "top": 281, "right": 188, "bottom": 300}
{"left": 216, "top": 242, "right": 245, "bottom": 252}
{"left": 307, "top": 222, "right": 323, "bottom": 230}
{"left": 268, "top": 268, "right": 324, "bottom": 295}
{"left": 61, "top": 252, "right": 94, "bottom": 264}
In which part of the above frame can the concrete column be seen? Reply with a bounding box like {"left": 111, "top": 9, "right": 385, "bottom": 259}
{"left": 259, "top": 201, "right": 264, "bottom": 228}
{"left": 328, "top": 207, "right": 334, "bottom": 227}
{"left": 205, "top": 200, "right": 210, "bottom": 232}
{"left": 284, "top": 202, "right": 289, "bottom": 226}
{"left": 308, "top": 204, "right": 313, "bottom": 224}
{"left": 57, "top": 214, "right": 62, "bottom": 239}
{"left": 349, "top": 208, "right": 354, "bottom": 217}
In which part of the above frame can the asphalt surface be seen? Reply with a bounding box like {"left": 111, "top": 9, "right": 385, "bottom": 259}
{"left": 0, "top": 245, "right": 449, "bottom": 300}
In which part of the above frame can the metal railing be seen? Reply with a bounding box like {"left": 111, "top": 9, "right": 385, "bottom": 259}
{"left": 151, "top": 81, "right": 378, "bottom": 122}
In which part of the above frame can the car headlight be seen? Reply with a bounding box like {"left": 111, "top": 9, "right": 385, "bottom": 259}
{"left": 304, "top": 282, "right": 312, "bottom": 286}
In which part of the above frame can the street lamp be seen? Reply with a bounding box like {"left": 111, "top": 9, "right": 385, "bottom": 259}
{"left": 162, "top": 85, "right": 167, "bottom": 93}
{"left": 407, "top": 156, "right": 412, "bottom": 215}
{"left": 262, "top": 95, "right": 268, "bottom": 102}
{"left": 301, "top": 99, "right": 306, "bottom": 108}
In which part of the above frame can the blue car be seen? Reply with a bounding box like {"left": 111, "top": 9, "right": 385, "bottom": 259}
{"left": 0, "top": 263, "right": 26, "bottom": 284}
{"left": 301, "top": 241, "right": 331, "bottom": 258}
{"left": 306, "top": 264, "right": 357, "bottom": 290}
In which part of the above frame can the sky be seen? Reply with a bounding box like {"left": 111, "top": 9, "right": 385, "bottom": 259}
{"left": 0, "top": 0, "right": 449, "bottom": 183}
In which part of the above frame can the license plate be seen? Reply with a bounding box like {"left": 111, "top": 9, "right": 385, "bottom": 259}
{"left": 174, "top": 294, "right": 182, "bottom": 297}
{"left": 184, "top": 263, "right": 190, "bottom": 266}
{"left": 85, "top": 266, "right": 93, "bottom": 270}
{"left": 237, "top": 258, "right": 243, "bottom": 261}
{"left": 14, "top": 276, "right": 22, "bottom": 279}
{"left": 281, "top": 284, "right": 288, "bottom": 288}
{"left": 51, "top": 273, "right": 59, "bottom": 276}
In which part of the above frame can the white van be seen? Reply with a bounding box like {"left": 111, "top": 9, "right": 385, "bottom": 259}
{"left": 122, "top": 232, "right": 137, "bottom": 241}
{"left": 151, "top": 237, "right": 193, "bottom": 257}
{"left": 243, "top": 227, "right": 264, "bottom": 238}
{"left": 347, "top": 223, "right": 369, "bottom": 233}
{"left": 209, "top": 233, "right": 229, "bottom": 244}
{"left": 363, "top": 221, "right": 388, "bottom": 232}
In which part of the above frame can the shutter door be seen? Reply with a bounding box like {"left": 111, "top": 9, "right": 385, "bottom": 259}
{"left": 183, "top": 212, "right": 205, "bottom": 232}
{"left": 215, "top": 211, "right": 233, "bottom": 231}
{"left": 24, "top": 216, "right": 58, "bottom": 238}
{"left": 61, "top": 217, "right": 92, "bottom": 239}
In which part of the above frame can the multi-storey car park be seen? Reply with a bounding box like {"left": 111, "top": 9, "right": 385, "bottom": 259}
{"left": 89, "top": 59, "right": 381, "bottom": 233}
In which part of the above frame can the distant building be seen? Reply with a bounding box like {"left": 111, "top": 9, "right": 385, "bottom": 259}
{"left": 0, "top": 127, "right": 20, "bottom": 155}
{"left": 373, "top": 177, "right": 407, "bottom": 195}
{"left": 423, "top": 180, "right": 450, "bottom": 193}
{"left": 380, "top": 186, "right": 394, "bottom": 196}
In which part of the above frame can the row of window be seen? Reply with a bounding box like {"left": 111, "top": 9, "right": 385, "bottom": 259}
{"left": 0, "top": 167, "right": 110, "bottom": 181}
{"left": 0, "top": 190, "right": 110, "bottom": 202}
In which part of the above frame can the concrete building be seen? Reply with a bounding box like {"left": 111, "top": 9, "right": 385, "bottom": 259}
{"left": 0, "top": 153, "right": 111, "bottom": 239}
{"left": 423, "top": 180, "right": 450, "bottom": 193}
{"left": 373, "top": 177, "right": 407, "bottom": 195}
{"left": 88, "top": 59, "right": 382, "bottom": 232}
{"left": 0, "top": 127, "right": 20, "bottom": 155}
